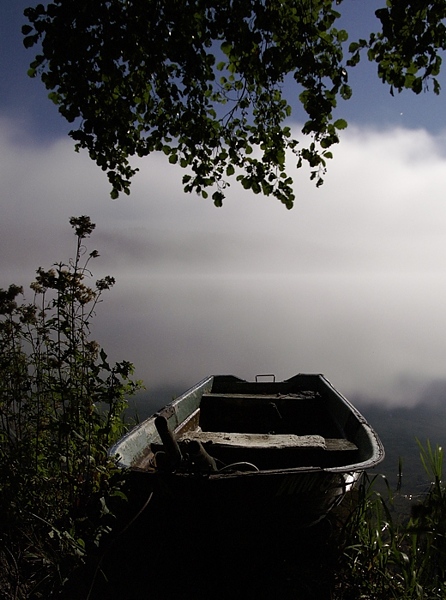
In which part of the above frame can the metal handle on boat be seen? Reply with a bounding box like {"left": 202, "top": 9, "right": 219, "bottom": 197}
{"left": 255, "top": 374, "right": 275, "bottom": 382}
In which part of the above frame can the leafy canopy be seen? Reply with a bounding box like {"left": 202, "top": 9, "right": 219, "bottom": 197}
{"left": 23, "top": 0, "right": 446, "bottom": 208}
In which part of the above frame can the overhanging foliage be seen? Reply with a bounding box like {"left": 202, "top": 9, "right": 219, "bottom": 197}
{"left": 23, "top": 0, "right": 446, "bottom": 207}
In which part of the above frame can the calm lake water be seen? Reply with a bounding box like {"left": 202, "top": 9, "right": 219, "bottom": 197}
{"left": 357, "top": 399, "right": 446, "bottom": 493}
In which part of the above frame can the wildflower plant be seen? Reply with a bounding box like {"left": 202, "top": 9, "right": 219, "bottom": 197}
{"left": 0, "top": 216, "right": 141, "bottom": 597}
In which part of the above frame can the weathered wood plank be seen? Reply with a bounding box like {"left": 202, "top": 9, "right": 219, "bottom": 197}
{"left": 325, "top": 438, "right": 358, "bottom": 452}
{"left": 178, "top": 432, "right": 358, "bottom": 452}
{"left": 179, "top": 431, "right": 326, "bottom": 450}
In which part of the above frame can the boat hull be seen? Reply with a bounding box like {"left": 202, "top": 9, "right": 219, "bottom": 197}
{"left": 111, "top": 373, "right": 384, "bottom": 527}
{"left": 149, "top": 468, "right": 360, "bottom": 528}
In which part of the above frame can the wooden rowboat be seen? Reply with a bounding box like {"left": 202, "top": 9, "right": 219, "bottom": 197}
{"left": 110, "top": 374, "right": 384, "bottom": 527}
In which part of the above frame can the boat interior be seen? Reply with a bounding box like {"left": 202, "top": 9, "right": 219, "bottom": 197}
{"left": 149, "top": 377, "right": 364, "bottom": 471}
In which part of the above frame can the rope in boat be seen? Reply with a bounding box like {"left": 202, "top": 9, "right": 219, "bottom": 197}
{"left": 217, "top": 462, "right": 260, "bottom": 472}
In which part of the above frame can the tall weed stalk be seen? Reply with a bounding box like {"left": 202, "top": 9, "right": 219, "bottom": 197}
{"left": 0, "top": 217, "right": 141, "bottom": 597}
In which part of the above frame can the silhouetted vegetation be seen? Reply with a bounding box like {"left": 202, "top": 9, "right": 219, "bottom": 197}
{"left": 23, "top": 1, "right": 446, "bottom": 206}
{"left": 0, "top": 217, "right": 141, "bottom": 597}
{"left": 334, "top": 440, "right": 446, "bottom": 599}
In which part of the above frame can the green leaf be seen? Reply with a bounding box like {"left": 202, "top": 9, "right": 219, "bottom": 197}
{"left": 48, "top": 91, "right": 59, "bottom": 104}
{"left": 212, "top": 191, "right": 224, "bottom": 207}
{"left": 23, "top": 34, "right": 38, "bottom": 49}
{"left": 240, "top": 177, "right": 252, "bottom": 190}
{"left": 333, "top": 118, "right": 348, "bottom": 130}
{"left": 221, "top": 41, "right": 232, "bottom": 56}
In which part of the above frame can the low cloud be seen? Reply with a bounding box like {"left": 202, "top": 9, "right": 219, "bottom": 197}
{"left": 2, "top": 119, "right": 446, "bottom": 406}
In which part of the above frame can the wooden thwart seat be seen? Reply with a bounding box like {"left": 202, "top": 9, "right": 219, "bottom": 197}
{"left": 174, "top": 431, "right": 358, "bottom": 470}
{"left": 179, "top": 431, "right": 326, "bottom": 450}
{"left": 178, "top": 431, "right": 357, "bottom": 452}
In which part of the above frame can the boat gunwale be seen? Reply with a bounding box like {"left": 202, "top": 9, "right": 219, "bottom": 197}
{"left": 110, "top": 374, "right": 384, "bottom": 473}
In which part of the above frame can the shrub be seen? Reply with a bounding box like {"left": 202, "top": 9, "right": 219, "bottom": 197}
{"left": 0, "top": 216, "right": 141, "bottom": 597}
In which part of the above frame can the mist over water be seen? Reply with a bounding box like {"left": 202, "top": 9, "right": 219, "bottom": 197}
{"left": 3, "top": 124, "right": 446, "bottom": 421}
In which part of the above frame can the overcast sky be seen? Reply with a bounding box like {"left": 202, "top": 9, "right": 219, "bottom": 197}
{"left": 2, "top": 1, "right": 446, "bottom": 408}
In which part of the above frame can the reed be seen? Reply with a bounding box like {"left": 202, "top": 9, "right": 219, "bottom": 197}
{"left": 334, "top": 440, "right": 446, "bottom": 599}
